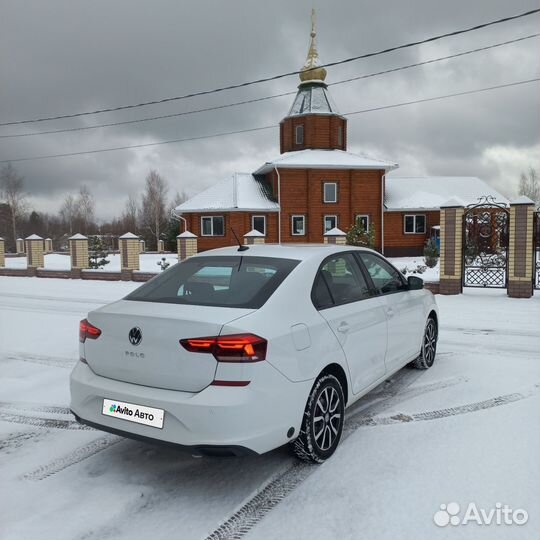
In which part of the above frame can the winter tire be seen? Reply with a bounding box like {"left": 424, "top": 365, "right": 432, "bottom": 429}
{"left": 411, "top": 316, "right": 438, "bottom": 369}
{"left": 291, "top": 373, "right": 345, "bottom": 463}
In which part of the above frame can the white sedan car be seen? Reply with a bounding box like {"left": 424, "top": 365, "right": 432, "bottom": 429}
{"left": 70, "top": 244, "right": 438, "bottom": 463}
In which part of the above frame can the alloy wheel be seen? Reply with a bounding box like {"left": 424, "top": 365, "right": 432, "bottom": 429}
{"left": 423, "top": 318, "right": 437, "bottom": 367}
{"left": 313, "top": 386, "right": 342, "bottom": 451}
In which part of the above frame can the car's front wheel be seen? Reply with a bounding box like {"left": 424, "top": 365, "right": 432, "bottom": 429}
{"left": 291, "top": 374, "right": 345, "bottom": 463}
{"left": 411, "top": 316, "right": 438, "bottom": 369}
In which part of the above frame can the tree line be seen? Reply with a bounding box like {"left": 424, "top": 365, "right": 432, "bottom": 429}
{"left": 0, "top": 164, "right": 187, "bottom": 253}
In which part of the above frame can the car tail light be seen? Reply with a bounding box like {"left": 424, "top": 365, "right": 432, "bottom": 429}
{"left": 180, "top": 334, "right": 267, "bottom": 362}
{"left": 79, "top": 319, "right": 102, "bottom": 343}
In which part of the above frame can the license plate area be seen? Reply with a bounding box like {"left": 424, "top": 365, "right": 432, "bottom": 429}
{"left": 102, "top": 398, "right": 164, "bottom": 429}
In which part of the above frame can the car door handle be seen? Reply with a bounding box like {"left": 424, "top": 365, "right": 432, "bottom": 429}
{"left": 386, "top": 307, "right": 395, "bottom": 318}
{"left": 337, "top": 322, "right": 350, "bottom": 333}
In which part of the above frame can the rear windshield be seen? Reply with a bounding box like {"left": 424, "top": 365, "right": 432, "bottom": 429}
{"left": 125, "top": 256, "right": 300, "bottom": 309}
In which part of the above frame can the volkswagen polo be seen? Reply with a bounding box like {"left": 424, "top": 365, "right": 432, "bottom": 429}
{"left": 70, "top": 244, "right": 438, "bottom": 462}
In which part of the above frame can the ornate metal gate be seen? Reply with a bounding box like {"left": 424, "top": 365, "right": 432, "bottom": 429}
{"left": 534, "top": 208, "right": 540, "bottom": 290}
{"left": 463, "top": 196, "right": 509, "bottom": 288}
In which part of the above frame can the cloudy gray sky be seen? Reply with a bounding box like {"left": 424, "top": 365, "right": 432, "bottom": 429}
{"left": 1, "top": 0, "right": 539, "bottom": 220}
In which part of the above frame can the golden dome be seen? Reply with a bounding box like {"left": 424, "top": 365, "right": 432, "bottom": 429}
{"left": 299, "top": 9, "right": 327, "bottom": 84}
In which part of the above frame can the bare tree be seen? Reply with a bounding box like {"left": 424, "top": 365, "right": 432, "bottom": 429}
{"left": 519, "top": 167, "right": 540, "bottom": 203}
{"left": 59, "top": 194, "right": 80, "bottom": 236}
{"left": 77, "top": 185, "right": 95, "bottom": 234}
{"left": 140, "top": 170, "right": 168, "bottom": 250}
{"left": 121, "top": 194, "right": 139, "bottom": 233}
{"left": 170, "top": 190, "right": 188, "bottom": 210}
{"left": 0, "top": 163, "right": 28, "bottom": 246}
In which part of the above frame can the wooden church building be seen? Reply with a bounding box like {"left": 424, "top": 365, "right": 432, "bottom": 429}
{"left": 175, "top": 13, "right": 506, "bottom": 256}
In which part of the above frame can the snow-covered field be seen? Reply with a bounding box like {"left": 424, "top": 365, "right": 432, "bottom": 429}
{"left": 5, "top": 253, "right": 179, "bottom": 273}
{"left": 5, "top": 254, "right": 440, "bottom": 281}
{"left": 0, "top": 277, "right": 538, "bottom": 540}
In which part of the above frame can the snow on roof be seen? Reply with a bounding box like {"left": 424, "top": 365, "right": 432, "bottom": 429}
{"left": 510, "top": 195, "right": 535, "bottom": 205}
{"left": 25, "top": 234, "right": 43, "bottom": 240}
{"left": 175, "top": 173, "right": 279, "bottom": 214}
{"left": 119, "top": 232, "right": 139, "bottom": 239}
{"left": 254, "top": 149, "right": 398, "bottom": 175}
{"left": 324, "top": 227, "right": 346, "bottom": 236}
{"left": 68, "top": 233, "right": 87, "bottom": 240}
{"left": 441, "top": 197, "right": 467, "bottom": 208}
{"left": 177, "top": 231, "right": 197, "bottom": 238}
{"left": 385, "top": 176, "right": 509, "bottom": 211}
{"left": 244, "top": 229, "right": 265, "bottom": 237}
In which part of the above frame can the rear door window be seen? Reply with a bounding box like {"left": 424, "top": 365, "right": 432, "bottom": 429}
{"left": 312, "top": 253, "right": 371, "bottom": 308}
{"left": 358, "top": 252, "right": 407, "bottom": 294}
{"left": 126, "top": 256, "right": 299, "bottom": 309}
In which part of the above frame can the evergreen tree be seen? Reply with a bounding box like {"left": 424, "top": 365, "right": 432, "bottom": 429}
{"left": 88, "top": 236, "right": 110, "bottom": 269}
{"left": 346, "top": 222, "right": 376, "bottom": 249}
{"left": 423, "top": 238, "right": 439, "bottom": 268}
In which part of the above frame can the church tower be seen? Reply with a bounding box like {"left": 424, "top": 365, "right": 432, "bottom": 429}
{"left": 279, "top": 9, "right": 347, "bottom": 153}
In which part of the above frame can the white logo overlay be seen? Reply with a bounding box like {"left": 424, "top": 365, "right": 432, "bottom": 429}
{"left": 434, "top": 502, "right": 528, "bottom": 527}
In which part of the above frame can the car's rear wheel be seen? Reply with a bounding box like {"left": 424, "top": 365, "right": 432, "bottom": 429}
{"left": 411, "top": 316, "right": 438, "bottom": 369}
{"left": 290, "top": 374, "right": 345, "bottom": 463}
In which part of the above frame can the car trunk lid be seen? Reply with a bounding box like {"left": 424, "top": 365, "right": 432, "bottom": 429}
{"left": 84, "top": 300, "right": 254, "bottom": 392}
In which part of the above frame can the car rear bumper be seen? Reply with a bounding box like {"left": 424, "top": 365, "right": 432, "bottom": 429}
{"left": 70, "top": 361, "right": 311, "bottom": 455}
{"left": 71, "top": 413, "right": 257, "bottom": 456}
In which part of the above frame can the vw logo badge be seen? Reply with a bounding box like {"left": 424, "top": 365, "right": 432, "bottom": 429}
{"left": 128, "top": 327, "right": 142, "bottom": 346}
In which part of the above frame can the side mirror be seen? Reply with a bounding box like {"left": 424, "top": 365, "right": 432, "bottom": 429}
{"left": 407, "top": 275, "right": 424, "bottom": 290}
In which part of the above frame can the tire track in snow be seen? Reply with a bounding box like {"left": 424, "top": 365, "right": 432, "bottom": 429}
{"left": 352, "top": 389, "right": 537, "bottom": 428}
{"left": 202, "top": 379, "right": 537, "bottom": 540}
{"left": 445, "top": 325, "right": 539, "bottom": 338}
{"left": 348, "top": 375, "right": 468, "bottom": 420}
{"left": 0, "top": 430, "right": 42, "bottom": 452}
{"left": 22, "top": 435, "right": 123, "bottom": 481}
{"left": 204, "top": 463, "right": 314, "bottom": 540}
{"left": 0, "top": 352, "right": 76, "bottom": 368}
{"left": 0, "top": 410, "right": 92, "bottom": 431}
{"left": 0, "top": 401, "right": 71, "bottom": 415}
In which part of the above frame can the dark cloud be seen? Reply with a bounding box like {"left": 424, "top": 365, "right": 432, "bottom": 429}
{"left": 1, "top": 0, "right": 539, "bottom": 218}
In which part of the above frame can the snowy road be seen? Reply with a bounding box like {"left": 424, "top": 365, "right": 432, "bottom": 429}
{"left": 0, "top": 277, "right": 538, "bottom": 540}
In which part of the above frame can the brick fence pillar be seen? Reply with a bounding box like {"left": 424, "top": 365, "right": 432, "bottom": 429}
{"left": 177, "top": 231, "right": 198, "bottom": 261}
{"left": 508, "top": 196, "right": 535, "bottom": 298}
{"left": 158, "top": 239, "right": 165, "bottom": 253}
{"left": 26, "top": 234, "right": 44, "bottom": 275}
{"left": 0, "top": 237, "right": 5, "bottom": 268}
{"left": 69, "top": 233, "right": 89, "bottom": 278}
{"left": 439, "top": 199, "right": 465, "bottom": 295}
{"left": 16, "top": 238, "right": 25, "bottom": 254}
{"left": 139, "top": 240, "right": 145, "bottom": 253}
{"left": 243, "top": 229, "right": 265, "bottom": 245}
{"left": 324, "top": 227, "right": 347, "bottom": 245}
{"left": 119, "top": 232, "right": 140, "bottom": 279}
{"left": 44, "top": 238, "right": 53, "bottom": 253}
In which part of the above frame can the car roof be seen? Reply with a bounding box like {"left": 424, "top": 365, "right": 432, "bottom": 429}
{"left": 192, "top": 243, "right": 374, "bottom": 262}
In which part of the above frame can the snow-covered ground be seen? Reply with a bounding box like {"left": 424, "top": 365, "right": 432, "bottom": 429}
{"left": 388, "top": 256, "right": 440, "bottom": 282}
{"left": 4, "top": 253, "right": 179, "bottom": 273}
{"left": 0, "top": 277, "right": 537, "bottom": 540}
{"left": 5, "top": 254, "right": 440, "bottom": 281}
